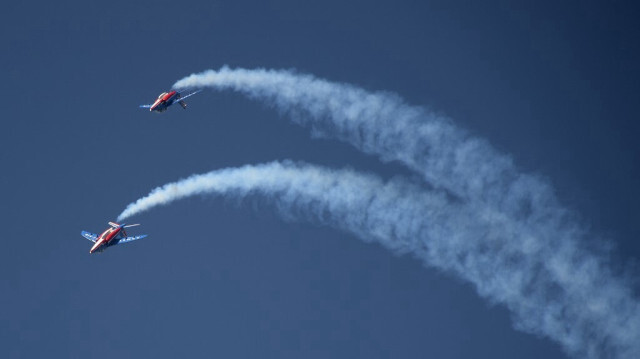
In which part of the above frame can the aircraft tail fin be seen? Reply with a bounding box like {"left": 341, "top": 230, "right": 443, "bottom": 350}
{"left": 108, "top": 221, "right": 119, "bottom": 228}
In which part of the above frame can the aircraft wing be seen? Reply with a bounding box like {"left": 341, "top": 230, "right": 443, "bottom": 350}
{"left": 139, "top": 104, "right": 152, "bottom": 108}
{"left": 81, "top": 231, "right": 99, "bottom": 243}
{"left": 178, "top": 90, "right": 201, "bottom": 100}
{"left": 118, "top": 234, "right": 147, "bottom": 244}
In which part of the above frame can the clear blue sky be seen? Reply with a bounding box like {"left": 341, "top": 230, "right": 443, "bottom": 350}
{"left": 2, "top": 1, "right": 639, "bottom": 358}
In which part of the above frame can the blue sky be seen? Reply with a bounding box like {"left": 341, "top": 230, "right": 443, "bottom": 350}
{"left": 2, "top": 1, "right": 639, "bottom": 358}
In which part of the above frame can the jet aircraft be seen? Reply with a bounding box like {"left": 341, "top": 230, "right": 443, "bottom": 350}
{"left": 140, "top": 90, "right": 201, "bottom": 112}
{"left": 81, "top": 222, "right": 147, "bottom": 254}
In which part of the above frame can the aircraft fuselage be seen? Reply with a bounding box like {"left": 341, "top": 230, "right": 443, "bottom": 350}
{"left": 149, "top": 91, "right": 179, "bottom": 112}
{"left": 90, "top": 226, "right": 123, "bottom": 253}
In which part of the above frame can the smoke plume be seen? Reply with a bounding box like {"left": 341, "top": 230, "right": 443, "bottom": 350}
{"left": 119, "top": 161, "right": 639, "bottom": 358}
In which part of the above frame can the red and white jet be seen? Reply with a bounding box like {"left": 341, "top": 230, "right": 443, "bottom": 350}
{"left": 81, "top": 222, "right": 147, "bottom": 254}
{"left": 140, "top": 90, "right": 201, "bottom": 113}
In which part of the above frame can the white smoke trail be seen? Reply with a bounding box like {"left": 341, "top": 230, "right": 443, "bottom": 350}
{"left": 173, "top": 67, "right": 523, "bottom": 207}
{"left": 171, "top": 67, "right": 640, "bottom": 357}
{"left": 173, "top": 69, "right": 589, "bottom": 276}
{"left": 119, "top": 161, "right": 639, "bottom": 359}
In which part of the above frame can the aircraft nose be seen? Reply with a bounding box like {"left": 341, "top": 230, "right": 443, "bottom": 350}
{"left": 90, "top": 241, "right": 101, "bottom": 254}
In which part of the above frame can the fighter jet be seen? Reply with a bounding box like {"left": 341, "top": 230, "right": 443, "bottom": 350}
{"left": 140, "top": 90, "right": 201, "bottom": 113}
{"left": 81, "top": 222, "right": 147, "bottom": 254}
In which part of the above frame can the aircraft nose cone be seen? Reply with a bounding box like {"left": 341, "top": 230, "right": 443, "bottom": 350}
{"left": 90, "top": 241, "right": 101, "bottom": 254}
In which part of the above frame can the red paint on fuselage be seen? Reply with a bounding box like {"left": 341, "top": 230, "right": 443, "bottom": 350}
{"left": 89, "top": 225, "right": 123, "bottom": 253}
{"left": 149, "top": 91, "right": 179, "bottom": 112}
{"left": 161, "top": 91, "right": 177, "bottom": 101}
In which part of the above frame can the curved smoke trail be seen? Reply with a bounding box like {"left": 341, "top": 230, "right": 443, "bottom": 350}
{"left": 119, "top": 161, "right": 639, "bottom": 358}
{"left": 171, "top": 67, "right": 640, "bottom": 356}
{"left": 173, "top": 67, "right": 529, "bottom": 209}
{"left": 173, "top": 68, "right": 580, "bottom": 276}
